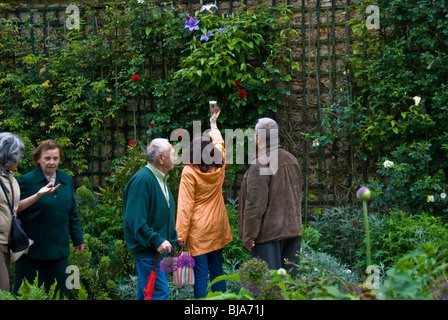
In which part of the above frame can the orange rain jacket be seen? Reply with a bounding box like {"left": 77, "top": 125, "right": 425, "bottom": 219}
{"left": 176, "top": 128, "right": 233, "bottom": 257}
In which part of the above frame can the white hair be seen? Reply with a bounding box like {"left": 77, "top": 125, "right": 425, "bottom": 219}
{"left": 255, "top": 118, "right": 279, "bottom": 146}
{"left": 146, "top": 138, "right": 170, "bottom": 164}
{"left": 0, "top": 132, "right": 25, "bottom": 167}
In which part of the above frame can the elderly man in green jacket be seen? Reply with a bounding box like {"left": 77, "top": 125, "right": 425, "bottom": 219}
{"left": 238, "top": 118, "right": 303, "bottom": 276}
{"left": 123, "top": 138, "right": 178, "bottom": 300}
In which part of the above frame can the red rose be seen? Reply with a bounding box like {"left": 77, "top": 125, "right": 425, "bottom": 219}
{"left": 238, "top": 89, "right": 247, "bottom": 99}
{"left": 132, "top": 75, "right": 140, "bottom": 82}
{"left": 150, "top": 123, "right": 154, "bottom": 129}
{"left": 231, "top": 80, "right": 242, "bottom": 88}
{"left": 128, "top": 141, "right": 136, "bottom": 148}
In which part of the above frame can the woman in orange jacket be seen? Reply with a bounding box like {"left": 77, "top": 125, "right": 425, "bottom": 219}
{"left": 176, "top": 107, "right": 233, "bottom": 298}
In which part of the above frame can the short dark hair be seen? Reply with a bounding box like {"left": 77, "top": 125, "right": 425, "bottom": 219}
{"left": 188, "top": 133, "right": 223, "bottom": 173}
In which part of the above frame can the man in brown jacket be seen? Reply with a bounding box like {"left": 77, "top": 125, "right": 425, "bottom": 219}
{"left": 238, "top": 118, "right": 302, "bottom": 275}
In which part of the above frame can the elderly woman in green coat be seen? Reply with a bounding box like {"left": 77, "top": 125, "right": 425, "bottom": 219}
{"left": 13, "top": 139, "right": 84, "bottom": 298}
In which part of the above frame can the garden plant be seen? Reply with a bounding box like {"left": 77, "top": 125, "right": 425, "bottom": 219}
{"left": 0, "top": 0, "right": 448, "bottom": 300}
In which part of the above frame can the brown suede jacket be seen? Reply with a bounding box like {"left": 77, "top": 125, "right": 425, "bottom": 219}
{"left": 238, "top": 145, "right": 303, "bottom": 248}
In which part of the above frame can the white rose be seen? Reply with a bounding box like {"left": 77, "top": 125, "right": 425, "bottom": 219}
{"left": 413, "top": 96, "right": 421, "bottom": 106}
{"left": 383, "top": 160, "right": 394, "bottom": 168}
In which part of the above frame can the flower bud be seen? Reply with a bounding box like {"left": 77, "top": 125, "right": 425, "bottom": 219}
{"left": 277, "top": 268, "right": 287, "bottom": 276}
{"left": 357, "top": 186, "right": 371, "bottom": 201}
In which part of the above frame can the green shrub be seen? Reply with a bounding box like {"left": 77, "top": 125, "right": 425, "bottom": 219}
{"left": 368, "top": 211, "right": 448, "bottom": 266}
{"left": 68, "top": 234, "right": 135, "bottom": 300}
{"left": 1, "top": 2, "right": 298, "bottom": 175}
{"left": 366, "top": 142, "right": 448, "bottom": 217}
{"left": 308, "top": 205, "right": 373, "bottom": 267}
{"left": 203, "top": 249, "right": 362, "bottom": 300}
{"left": 347, "top": 0, "right": 448, "bottom": 163}
{"left": 375, "top": 243, "right": 445, "bottom": 300}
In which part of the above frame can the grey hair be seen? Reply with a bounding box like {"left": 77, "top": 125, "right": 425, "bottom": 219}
{"left": 255, "top": 117, "right": 279, "bottom": 146}
{"left": 0, "top": 132, "right": 25, "bottom": 167}
{"left": 146, "top": 138, "right": 170, "bottom": 164}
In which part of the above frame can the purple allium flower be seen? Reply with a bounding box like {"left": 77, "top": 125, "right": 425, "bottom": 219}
{"left": 160, "top": 256, "right": 177, "bottom": 273}
{"left": 239, "top": 258, "right": 270, "bottom": 295}
{"left": 184, "top": 17, "right": 200, "bottom": 32}
{"left": 200, "top": 31, "right": 214, "bottom": 42}
{"left": 177, "top": 254, "right": 195, "bottom": 268}
{"left": 356, "top": 186, "right": 371, "bottom": 201}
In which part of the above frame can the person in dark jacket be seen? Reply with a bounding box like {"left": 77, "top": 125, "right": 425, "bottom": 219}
{"left": 13, "top": 139, "right": 84, "bottom": 298}
{"left": 123, "top": 138, "right": 178, "bottom": 300}
{"left": 238, "top": 118, "right": 302, "bottom": 275}
{"left": 0, "top": 133, "right": 59, "bottom": 292}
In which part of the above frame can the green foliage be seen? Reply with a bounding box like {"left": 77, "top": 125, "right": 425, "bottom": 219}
{"left": 68, "top": 234, "right": 135, "bottom": 300}
{"left": 307, "top": 205, "right": 370, "bottom": 267}
{"left": 346, "top": 0, "right": 448, "bottom": 162}
{"left": 223, "top": 198, "right": 251, "bottom": 264}
{"left": 368, "top": 210, "right": 448, "bottom": 266}
{"left": 137, "top": 3, "right": 298, "bottom": 138}
{"left": 203, "top": 250, "right": 362, "bottom": 300}
{"left": 3, "top": 273, "right": 60, "bottom": 300}
{"left": 303, "top": 0, "right": 448, "bottom": 212}
{"left": 375, "top": 243, "right": 445, "bottom": 300}
{"left": 0, "top": 2, "right": 297, "bottom": 175}
{"left": 174, "top": 4, "right": 297, "bottom": 117}
{"left": 308, "top": 204, "right": 448, "bottom": 270}
{"left": 366, "top": 142, "right": 448, "bottom": 217}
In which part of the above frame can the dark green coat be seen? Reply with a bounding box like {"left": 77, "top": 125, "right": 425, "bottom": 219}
{"left": 123, "top": 166, "right": 177, "bottom": 260}
{"left": 17, "top": 167, "right": 84, "bottom": 260}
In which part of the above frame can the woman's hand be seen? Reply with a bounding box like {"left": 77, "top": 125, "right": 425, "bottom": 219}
{"left": 37, "top": 182, "right": 60, "bottom": 198}
{"left": 210, "top": 106, "right": 220, "bottom": 130}
{"left": 18, "top": 182, "right": 61, "bottom": 212}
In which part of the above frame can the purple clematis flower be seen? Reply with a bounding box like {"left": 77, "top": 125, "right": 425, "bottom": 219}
{"left": 184, "top": 17, "right": 200, "bottom": 31}
{"left": 200, "top": 31, "right": 214, "bottom": 42}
